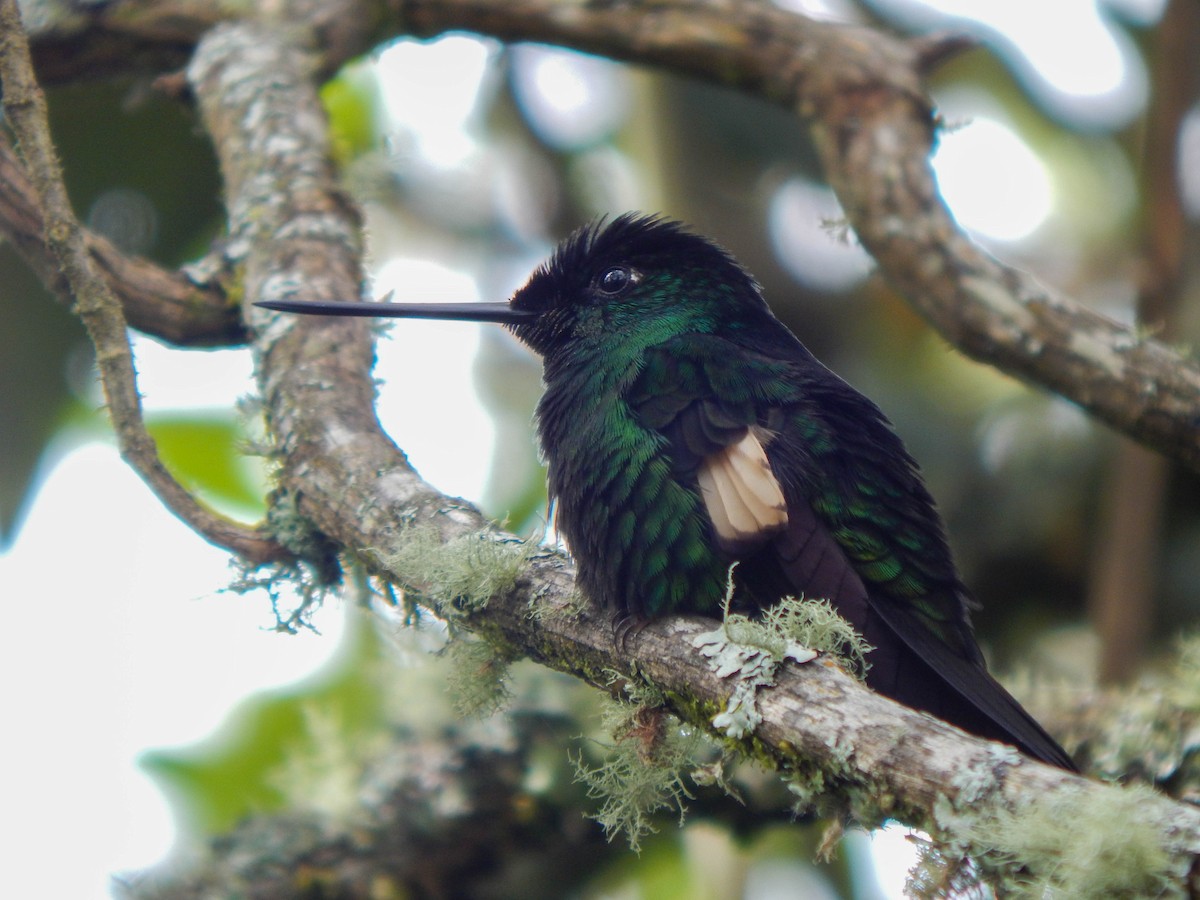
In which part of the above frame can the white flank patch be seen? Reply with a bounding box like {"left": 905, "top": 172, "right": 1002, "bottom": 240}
{"left": 697, "top": 431, "right": 788, "bottom": 547}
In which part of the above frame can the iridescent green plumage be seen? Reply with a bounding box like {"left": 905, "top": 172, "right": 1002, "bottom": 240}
{"left": 257, "top": 213, "right": 1075, "bottom": 770}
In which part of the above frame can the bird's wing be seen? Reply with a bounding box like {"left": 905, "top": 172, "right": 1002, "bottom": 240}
{"left": 864, "top": 590, "right": 1077, "bottom": 768}
{"left": 775, "top": 362, "right": 1076, "bottom": 768}
{"left": 629, "top": 334, "right": 1075, "bottom": 768}
{"left": 628, "top": 335, "right": 794, "bottom": 555}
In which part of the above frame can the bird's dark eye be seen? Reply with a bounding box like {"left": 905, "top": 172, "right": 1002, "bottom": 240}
{"left": 597, "top": 266, "right": 635, "bottom": 296}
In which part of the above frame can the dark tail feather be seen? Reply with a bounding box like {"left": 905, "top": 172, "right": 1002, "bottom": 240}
{"left": 864, "top": 602, "right": 1076, "bottom": 771}
{"left": 758, "top": 511, "right": 1080, "bottom": 772}
{"left": 761, "top": 510, "right": 1075, "bottom": 770}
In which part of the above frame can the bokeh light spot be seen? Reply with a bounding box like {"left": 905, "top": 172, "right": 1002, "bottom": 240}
{"left": 880, "top": 0, "right": 1149, "bottom": 128}
{"left": 377, "top": 35, "right": 495, "bottom": 165}
{"left": 511, "top": 46, "right": 631, "bottom": 150}
{"left": 768, "top": 178, "right": 874, "bottom": 292}
{"left": 932, "top": 116, "right": 1054, "bottom": 242}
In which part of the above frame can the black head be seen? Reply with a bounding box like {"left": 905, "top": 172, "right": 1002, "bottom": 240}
{"left": 505, "top": 213, "right": 772, "bottom": 358}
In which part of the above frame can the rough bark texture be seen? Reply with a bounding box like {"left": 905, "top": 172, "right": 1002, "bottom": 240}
{"left": 120, "top": 714, "right": 616, "bottom": 899}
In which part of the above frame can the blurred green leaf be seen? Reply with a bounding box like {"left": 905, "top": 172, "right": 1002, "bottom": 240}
{"left": 145, "top": 413, "right": 267, "bottom": 518}
{"left": 141, "top": 612, "right": 388, "bottom": 836}
{"left": 321, "top": 61, "right": 384, "bottom": 167}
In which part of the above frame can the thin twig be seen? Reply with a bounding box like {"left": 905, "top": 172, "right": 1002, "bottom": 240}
{"left": 0, "top": 0, "right": 287, "bottom": 564}
{"left": 0, "top": 133, "right": 246, "bottom": 347}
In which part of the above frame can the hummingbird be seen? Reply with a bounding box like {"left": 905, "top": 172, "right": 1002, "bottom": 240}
{"left": 258, "top": 213, "right": 1075, "bottom": 770}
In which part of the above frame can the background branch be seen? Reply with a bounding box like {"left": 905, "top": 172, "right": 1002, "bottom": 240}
{"left": 121, "top": 712, "right": 617, "bottom": 899}
{"left": 0, "top": 1, "right": 285, "bottom": 563}
{"left": 0, "top": 135, "right": 245, "bottom": 346}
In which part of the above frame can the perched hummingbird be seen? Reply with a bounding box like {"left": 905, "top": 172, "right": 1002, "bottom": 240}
{"left": 258, "top": 214, "right": 1075, "bottom": 770}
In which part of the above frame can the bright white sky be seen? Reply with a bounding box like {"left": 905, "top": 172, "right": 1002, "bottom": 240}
{"left": 0, "top": 3, "right": 1156, "bottom": 894}
{"left": 0, "top": 348, "right": 339, "bottom": 895}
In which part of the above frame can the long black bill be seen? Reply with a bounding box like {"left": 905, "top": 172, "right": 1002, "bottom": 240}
{"left": 254, "top": 299, "right": 536, "bottom": 325}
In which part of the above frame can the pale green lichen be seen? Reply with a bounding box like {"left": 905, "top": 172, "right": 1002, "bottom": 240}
{"left": 693, "top": 608, "right": 792, "bottom": 739}
{"left": 264, "top": 487, "right": 342, "bottom": 574}
{"left": 524, "top": 584, "right": 588, "bottom": 624}
{"left": 269, "top": 703, "right": 387, "bottom": 824}
{"left": 787, "top": 768, "right": 825, "bottom": 801}
{"left": 693, "top": 571, "right": 870, "bottom": 740}
{"left": 1052, "top": 631, "right": 1200, "bottom": 784}
{"left": 1164, "top": 632, "right": 1200, "bottom": 712}
{"left": 382, "top": 525, "right": 532, "bottom": 614}
{"left": 823, "top": 732, "right": 856, "bottom": 768}
{"left": 444, "top": 637, "right": 513, "bottom": 719}
{"left": 571, "top": 735, "right": 701, "bottom": 853}
{"left": 922, "top": 782, "right": 1183, "bottom": 899}
{"left": 227, "top": 488, "right": 343, "bottom": 632}
{"left": 623, "top": 678, "right": 667, "bottom": 709}
{"left": 751, "top": 596, "right": 873, "bottom": 677}
{"left": 572, "top": 678, "right": 715, "bottom": 852}
{"left": 946, "top": 745, "right": 1020, "bottom": 808}
{"left": 374, "top": 525, "right": 530, "bottom": 719}
{"left": 710, "top": 678, "right": 766, "bottom": 739}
